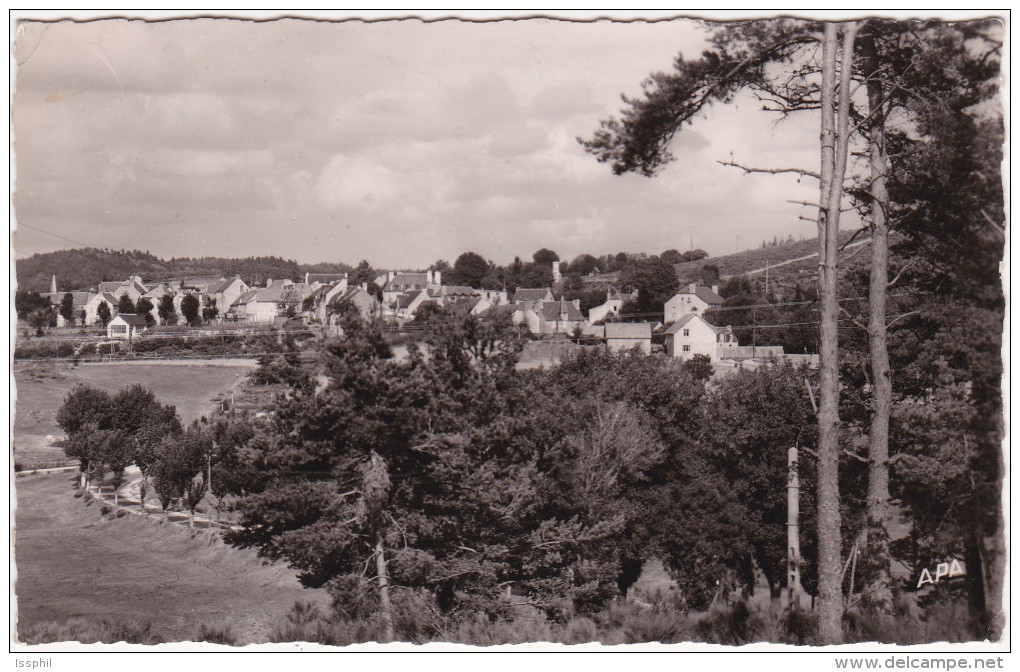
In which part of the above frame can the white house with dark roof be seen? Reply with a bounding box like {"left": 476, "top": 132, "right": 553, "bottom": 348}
{"left": 209, "top": 276, "right": 250, "bottom": 318}
{"left": 395, "top": 289, "right": 435, "bottom": 319}
{"left": 106, "top": 313, "right": 148, "bottom": 340}
{"left": 326, "top": 285, "right": 381, "bottom": 326}
{"left": 663, "top": 313, "right": 737, "bottom": 361}
{"left": 664, "top": 283, "right": 725, "bottom": 323}
{"left": 588, "top": 289, "right": 625, "bottom": 324}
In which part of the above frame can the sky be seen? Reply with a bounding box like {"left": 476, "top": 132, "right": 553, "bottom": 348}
{"left": 9, "top": 11, "right": 967, "bottom": 269}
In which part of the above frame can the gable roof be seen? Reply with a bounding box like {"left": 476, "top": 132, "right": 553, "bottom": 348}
{"left": 539, "top": 298, "right": 584, "bottom": 322}
{"left": 306, "top": 273, "right": 348, "bottom": 285}
{"left": 677, "top": 283, "right": 724, "bottom": 305}
{"left": 663, "top": 312, "right": 730, "bottom": 335}
{"left": 386, "top": 272, "right": 429, "bottom": 289}
{"left": 209, "top": 276, "right": 245, "bottom": 294}
{"left": 514, "top": 288, "right": 553, "bottom": 302}
{"left": 111, "top": 313, "right": 148, "bottom": 327}
{"left": 442, "top": 285, "right": 477, "bottom": 296}
{"left": 605, "top": 322, "right": 652, "bottom": 339}
{"left": 398, "top": 289, "right": 424, "bottom": 309}
{"left": 98, "top": 281, "right": 125, "bottom": 293}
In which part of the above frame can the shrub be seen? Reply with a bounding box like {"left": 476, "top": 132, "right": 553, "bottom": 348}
{"left": 599, "top": 601, "right": 693, "bottom": 644}
{"left": 695, "top": 600, "right": 776, "bottom": 645}
{"left": 19, "top": 618, "right": 164, "bottom": 645}
{"left": 197, "top": 623, "right": 237, "bottom": 646}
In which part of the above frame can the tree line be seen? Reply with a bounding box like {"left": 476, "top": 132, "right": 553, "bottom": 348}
{"left": 579, "top": 17, "right": 1003, "bottom": 642}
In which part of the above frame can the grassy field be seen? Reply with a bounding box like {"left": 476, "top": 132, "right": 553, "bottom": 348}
{"left": 675, "top": 229, "right": 867, "bottom": 284}
{"left": 14, "top": 473, "right": 330, "bottom": 644}
{"left": 12, "top": 359, "right": 255, "bottom": 469}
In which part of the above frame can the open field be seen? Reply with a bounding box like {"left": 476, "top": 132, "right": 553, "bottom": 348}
{"left": 12, "top": 359, "right": 255, "bottom": 469}
{"left": 675, "top": 229, "right": 868, "bottom": 284}
{"left": 13, "top": 473, "right": 330, "bottom": 644}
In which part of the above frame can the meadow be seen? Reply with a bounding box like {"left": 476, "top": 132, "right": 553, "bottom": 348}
{"left": 14, "top": 473, "right": 330, "bottom": 644}
{"left": 12, "top": 359, "right": 255, "bottom": 469}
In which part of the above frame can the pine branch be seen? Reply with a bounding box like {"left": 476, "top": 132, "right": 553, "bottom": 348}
{"left": 717, "top": 159, "right": 820, "bottom": 180}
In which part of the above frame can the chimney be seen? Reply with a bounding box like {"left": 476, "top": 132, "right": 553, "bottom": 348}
{"left": 552, "top": 261, "right": 561, "bottom": 283}
{"left": 361, "top": 282, "right": 368, "bottom": 292}
{"left": 434, "top": 270, "right": 441, "bottom": 285}
{"left": 388, "top": 271, "right": 395, "bottom": 282}
{"left": 266, "top": 278, "right": 273, "bottom": 288}
{"left": 572, "top": 299, "right": 580, "bottom": 310}
{"left": 50, "top": 274, "right": 57, "bottom": 294}
{"left": 305, "top": 272, "right": 310, "bottom": 284}
{"left": 426, "top": 269, "right": 433, "bottom": 284}
{"left": 712, "top": 284, "right": 720, "bottom": 295}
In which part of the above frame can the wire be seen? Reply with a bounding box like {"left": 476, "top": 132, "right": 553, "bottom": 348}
{"left": 15, "top": 222, "right": 92, "bottom": 248}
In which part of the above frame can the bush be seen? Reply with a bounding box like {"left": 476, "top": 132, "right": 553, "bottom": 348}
{"left": 197, "top": 623, "right": 237, "bottom": 646}
{"left": 19, "top": 618, "right": 164, "bottom": 645}
{"left": 695, "top": 600, "right": 777, "bottom": 645}
{"left": 842, "top": 596, "right": 982, "bottom": 644}
{"left": 598, "top": 601, "right": 693, "bottom": 644}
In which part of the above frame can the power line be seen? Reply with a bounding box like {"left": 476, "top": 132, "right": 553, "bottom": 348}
{"left": 15, "top": 222, "right": 92, "bottom": 248}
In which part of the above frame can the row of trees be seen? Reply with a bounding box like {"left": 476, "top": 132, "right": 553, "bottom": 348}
{"left": 57, "top": 384, "right": 217, "bottom": 521}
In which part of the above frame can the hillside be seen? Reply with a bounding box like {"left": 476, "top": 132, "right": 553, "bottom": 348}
{"left": 675, "top": 229, "right": 871, "bottom": 287}
{"left": 15, "top": 248, "right": 356, "bottom": 293}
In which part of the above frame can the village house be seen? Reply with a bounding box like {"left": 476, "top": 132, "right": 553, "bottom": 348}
{"left": 663, "top": 283, "right": 725, "bottom": 323}
{"left": 305, "top": 279, "right": 350, "bottom": 323}
{"left": 106, "top": 313, "right": 148, "bottom": 340}
{"left": 395, "top": 289, "right": 435, "bottom": 320}
{"left": 605, "top": 321, "right": 652, "bottom": 354}
{"left": 44, "top": 291, "right": 91, "bottom": 327}
{"left": 225, "top": 287, "right": 304, "bottom": 324}
{"left": 325, "top": 285, "right": 382, "bottom": 326}
{"left": 588, "top": 288, "right": 625, "bottom": 324}
{"left": 97, "top": 276, "right": 148, "bottom": 303}
{"left": 662, "top": 313, "right": 738, "bottom": 361}
{"left": 537, "top": 297, "right": 586, "bottom": 335}
{"left": 83, "top": 292, "right": 119, "bottom": 326}
{"left": 208, "top": 276, "right": 250, "bottom": 319}
{"left": 380, "top": 270, "right": 442, "bottom": 305}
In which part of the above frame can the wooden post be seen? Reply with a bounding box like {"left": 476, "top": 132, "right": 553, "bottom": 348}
{"left": 788, "top": 446, "right": 801, "bottom": 610}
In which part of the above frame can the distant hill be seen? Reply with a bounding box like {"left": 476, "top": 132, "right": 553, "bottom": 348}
{"left": 675, "top": 229, "right": 871, "bottom": 289}
{"left": 15, "top": 248, "right": 356, "bottom": 293}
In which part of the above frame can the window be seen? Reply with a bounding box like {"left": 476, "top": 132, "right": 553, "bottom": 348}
{"left": 111, "top": 325, "right": 126, "bottom": 334}
{"left": 683, "top": 329, "right": 689, "bottom": 336}
{"left": 682, "top": 345, "right": 690, "bottom": 352}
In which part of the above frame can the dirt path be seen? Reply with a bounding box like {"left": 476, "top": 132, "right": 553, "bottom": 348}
{"left": 14, "top": 473, "right": 330, "bottom": 644}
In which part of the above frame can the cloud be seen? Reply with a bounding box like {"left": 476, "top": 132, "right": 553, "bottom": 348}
{"left": 13, "top": 17, "right": 842, "bottom": 268}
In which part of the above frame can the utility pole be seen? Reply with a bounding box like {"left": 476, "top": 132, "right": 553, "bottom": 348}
{"left": 788, "top": 445, "right": 801, "bottom": 610}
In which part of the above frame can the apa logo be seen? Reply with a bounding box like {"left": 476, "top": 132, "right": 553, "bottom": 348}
{"left": 916, "top": 559, "right": 965, "bottom": 588}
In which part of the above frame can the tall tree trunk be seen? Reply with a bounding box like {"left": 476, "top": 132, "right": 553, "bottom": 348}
{"left": 860, "top": 27, "right": 894, "bottom": 612}
{"left": 816, "top": 21, "right": 858, "bottom": 645}
{"left": 375, "top": 532, "right": 395, "bottom": 643}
